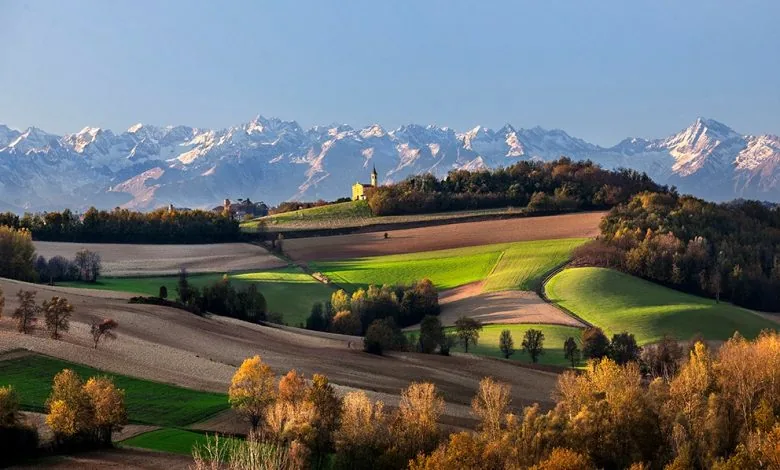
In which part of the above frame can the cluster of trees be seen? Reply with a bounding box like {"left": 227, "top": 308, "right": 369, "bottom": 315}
{"left": 0, "top": 206, "right": 240, "bottom": 243}
{"left": 579, "top": 192, "right": 780, "bottom": 311}
{"left": 413, "top": 332, "right": 780, "bottom": 470}
{"left": 225, "top": 356, "right": 447, "bottom": 470}
{"left": 1, "top": 287, "right": 118, "bottom": 348}
{"left": 0, "top": 370, "right": 127, "bottom": 464}
{"left": 34, "top": 249, "right": 102, "bottom": 284}
{"left": 365, "top": 158, "right": 666, "bottom": 216}
{"left": 174, "top": 270, "right": 267, "bottom": 323}
{"left": 213, "top": 332, "right": 780, "bottom": 470}
{"left": 306, "top": 280, "right": 439, "bottom": 335}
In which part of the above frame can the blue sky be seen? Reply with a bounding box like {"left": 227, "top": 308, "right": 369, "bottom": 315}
{"left": 0, "top": 0, "right": 778, "bottom": 145}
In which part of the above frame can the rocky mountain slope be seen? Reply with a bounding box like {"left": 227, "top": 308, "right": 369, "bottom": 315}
{"left": 0, "top": 116, "right": 778, "bottom": 211}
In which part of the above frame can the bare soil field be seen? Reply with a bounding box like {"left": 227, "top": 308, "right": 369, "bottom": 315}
{"left": 0, "top": 278, "right": 561, "bottom": 424}
{"left": 432, "top": 282, "right": 585, "bottom": 328}
{"left": 9, "top": 447, "right": 193, "bottom": 470}
{"left": 33, "top": 241, "right": 286, "bottom": 276}
{"left": 284, "top": 211, "right": 605, "bottom": 261}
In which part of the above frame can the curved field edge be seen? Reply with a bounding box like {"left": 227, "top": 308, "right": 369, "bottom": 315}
{"left": 544, "top": 267, "right": 778, "bottom": 344}
{"left": 311, "top": 238, "right": 589, "bottom": 292}
{"left": 0, "top": 354, "right": 228, "bottom": 427}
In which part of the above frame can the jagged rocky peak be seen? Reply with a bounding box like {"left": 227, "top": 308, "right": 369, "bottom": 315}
{"left": 0, "top": 115, "right": 779, "bottom": 210}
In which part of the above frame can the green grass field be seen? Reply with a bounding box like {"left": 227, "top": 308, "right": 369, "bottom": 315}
{"left": 440, "top": 323, "right": 584, "bottom": 367}
{"left": 60, "top": 266, "right": 334, "bottom": 326}
{"left": 0, "top": 355, "right": 228, "bottom": 427}
{"left": 545, "top": 267, "right": 778, "bottom": 344}
{"left": 121, "top": 428, "right": 241, "bottom": 455}
{"left": 242, "top": 202, "right": 526, "bottom": 233}
{"left": 311, "top": 238, "right": 587, "bottom": 292}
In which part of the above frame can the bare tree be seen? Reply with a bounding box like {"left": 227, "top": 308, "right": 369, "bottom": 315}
{"left": 74, "top": 249, "right": 102, "bottom": 282}
{"left": 90, "top": 319, "right": 118, "bottom": 349}
{"left": 12, "top": 290, "right": 39, "bottom": 334}
{"left": 43, "top": 296, "right": 73, "bottom": 339}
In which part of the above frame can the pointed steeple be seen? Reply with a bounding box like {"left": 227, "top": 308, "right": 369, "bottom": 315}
{"left": 371, "top": 165, "right": 378, "bottom": 187}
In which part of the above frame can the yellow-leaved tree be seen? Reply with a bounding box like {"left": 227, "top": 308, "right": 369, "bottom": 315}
{"left": 45, "top": 369, "right": 94, "bottom": 440}
{"left": 228, "top": 355, "right": 277, "bottom": 432}
{"left": 83, "top": 376, "right": 127, "bottom": 445}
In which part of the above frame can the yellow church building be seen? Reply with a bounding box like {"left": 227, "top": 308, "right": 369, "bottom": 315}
{"left": 351, "top": 166, "right": 378, "bottom": 200}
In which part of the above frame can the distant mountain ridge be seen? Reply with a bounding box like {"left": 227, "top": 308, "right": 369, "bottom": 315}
{"left": 1, "top": 116, "right": 779, "bottom": 211}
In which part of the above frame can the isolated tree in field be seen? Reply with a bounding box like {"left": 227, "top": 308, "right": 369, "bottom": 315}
{"left": 13, "top": 289, "right": 39, "bottom": 334}
{"left": 228, "top": 355, "right": 277, "bottom": 431}
{"left": 90, "top": 319, "right": 118, "bottom": 349}
{"left": 499, "top": 330, "right": 515, "bottom": 359}
{"left": 158, "top": 285, "right": 168, "bottom": 299}
{"left": 454, "top": 316, "right": 482, "bottom": 353}
{"left": 521, "top": 329, "right": 545, "bottom": 363}
{"left": 306, "top": 302, "right": 327, "bottom": 331}
{"left": 176, "top": 268, "right": 194, "bottom": 304}
{"left": 563, "top": 336, "right": 580, "bottom": 367}
{"left": 83, "top": 376, "right": 127, "bottom": 445}
{"left": 419, "top": 315, "right": 445, "bottom": 354}
{"left": 609, "top": 332, "right": 641, "bottom": 365}
{"left": 43, "top": 296, "right": 73, "bottom": 340}
{"left": 581, "top": 326, "right": 610, "bottom": 360}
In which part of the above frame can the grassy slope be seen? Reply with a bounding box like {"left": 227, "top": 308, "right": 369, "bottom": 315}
{"left": 242, "top": 202, "right": 526, "bottom": 232}
{"left": 59, "top": 266, "right": 334, "bottom": 327}
{"left": 312, "top": 238, "right": 588, "bottom": 292}
{"left": 545, "top": 267, "right": 778, "bottom": 344}
{"left": 0, "top": 355, "right": 227, "bottom": 427}
{"left": 243, "top": 200, "right": 373, "bottom": 230}
{"left": 121, "top": 428, "right": 241, "bottom": 455}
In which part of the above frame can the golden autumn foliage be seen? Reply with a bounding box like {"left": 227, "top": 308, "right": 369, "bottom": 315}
{"left": 228, "top": 355, "right": 277, "bottom": 431}
{"left": 529, "top": 447, "right": 594, "bottom": 470}
{"left": 44, "top": 369, "right": 127, "bottom": 445}
{"left": 83, "top": 376, "right": 127, "bottom": 444}
{"left": 45, "top": 369, "right": 94, "bottom": 438}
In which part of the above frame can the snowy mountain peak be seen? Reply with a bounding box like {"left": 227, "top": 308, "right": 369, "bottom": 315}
{"left": 0, "top": 116, "right": 779, "bottom": 210}
{"left": 127, "top": 123, "right": 145, "bottom": 133}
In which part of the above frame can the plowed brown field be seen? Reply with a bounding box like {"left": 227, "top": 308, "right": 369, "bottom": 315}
{"left": 284, "top": 211, "right": 605, "bottom": 261}
{"left": 33, "top": 241, "right": 286, "bottom": 276}
{"left": 0, "top": 278, "right": 561, "bottom": 424}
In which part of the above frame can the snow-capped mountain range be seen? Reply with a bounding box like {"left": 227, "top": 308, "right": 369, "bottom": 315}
{"left": 1, "top": 116, "right": 779, "bottom": 211}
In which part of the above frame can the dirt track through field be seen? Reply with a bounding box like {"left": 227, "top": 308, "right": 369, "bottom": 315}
{"left": 432, "top": 282, "right": 585, "bottom": 328}
{"left": 0, "top": 278, "right": 560, "bottom": 426}
{"left": 33, "top": 241, "right": 286, "bottom": 276}
{"left": 283, "top": 211, "right": 605, "bottom": 261}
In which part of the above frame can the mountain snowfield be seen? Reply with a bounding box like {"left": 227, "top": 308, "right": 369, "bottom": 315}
{"left": 0, "top": 116, "right": 779, "bottom": 211}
